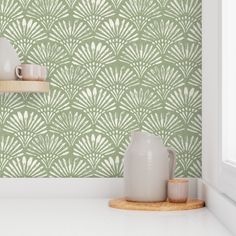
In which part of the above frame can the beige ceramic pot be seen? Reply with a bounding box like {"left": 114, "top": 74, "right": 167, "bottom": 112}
{"left": 124, "top": 131, "right": 176, "bottom": 202}
{"left": 0, "top": 37, "right": 20, "bottom": 80}
{"left": 168, "top": 179, "right": 188, "bottom": 203}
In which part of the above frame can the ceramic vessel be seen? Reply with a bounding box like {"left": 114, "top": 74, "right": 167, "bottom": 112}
{"left": 16, "top": 64, "right": 41, "bottom": 81}
{"left": 124, "top": 131, "right": 176, "bottom": 202}
{"left": 0, "top": 37, "right": 20, "bottom": 80}
{"left": 168, "top": 179, "right": 188, "bottom": 203}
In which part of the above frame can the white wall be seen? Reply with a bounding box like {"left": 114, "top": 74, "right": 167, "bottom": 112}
{"left": 202, "top": 0, "right": 221, "bottom": 188}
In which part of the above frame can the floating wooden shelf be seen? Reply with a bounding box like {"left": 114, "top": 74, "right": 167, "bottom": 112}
{"left": 109, "top": 198, "right": 205, "bottom": 211}
{"left": 0, "top": 80, "right": 49, "bottom": 93}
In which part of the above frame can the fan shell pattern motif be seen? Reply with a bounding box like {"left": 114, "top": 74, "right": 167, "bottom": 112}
{"left": 0, "top": 0, "right": 201, "bottom": 177}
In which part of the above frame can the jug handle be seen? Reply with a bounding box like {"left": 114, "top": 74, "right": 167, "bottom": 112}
{"left": 167, "top": 148, "right": 176, "bottom": 179}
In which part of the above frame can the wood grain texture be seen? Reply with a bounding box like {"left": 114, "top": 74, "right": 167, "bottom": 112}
{"left": 109, "top": 198, "right": 205, "bottom": 211}
{"left": 0, "top": 81, "right": 49, "bottom": 93}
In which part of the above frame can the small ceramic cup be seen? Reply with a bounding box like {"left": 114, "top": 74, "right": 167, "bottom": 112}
{"left": 168, "top": 179, "right": 188, "bottom": 203}
{"left": 16, "top": 64, "right": 41, "bottom": 81}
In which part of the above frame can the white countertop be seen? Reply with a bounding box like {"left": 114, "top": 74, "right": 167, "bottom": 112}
{"left": 0, "top": 199, "right": 232, "bottom": 236}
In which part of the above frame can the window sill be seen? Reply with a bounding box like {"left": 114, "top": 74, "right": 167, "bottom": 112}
{"left": 198, "top": 179, "right": 236, "bottom": 235}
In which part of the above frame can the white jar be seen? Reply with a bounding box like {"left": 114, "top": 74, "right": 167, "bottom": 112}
{"left": 124, "top": 131, "right": 176, "bottom": 202}
{"left": 0, "top": 38, "right": 20, "bottom": 80}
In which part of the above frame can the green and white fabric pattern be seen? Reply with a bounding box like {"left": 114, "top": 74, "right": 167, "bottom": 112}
{"left": 0, "top": 0, "right": 201, "bottom": 177}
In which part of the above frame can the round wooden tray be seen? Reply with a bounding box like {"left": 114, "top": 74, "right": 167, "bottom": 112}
{"left": 109, "top": 198, "right": 205, "bottom": 211}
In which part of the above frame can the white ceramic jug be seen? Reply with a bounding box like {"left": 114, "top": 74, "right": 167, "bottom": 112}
{"left": 124, "top": 131, "right": 176, "bottom": 202}
{"left": 0, "top": 37, "right": 20, "bottom": 80}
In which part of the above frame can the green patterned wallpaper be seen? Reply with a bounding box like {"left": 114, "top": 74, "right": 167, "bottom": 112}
{"left": 0, "top": 0, "right": 201, "bottom": 177}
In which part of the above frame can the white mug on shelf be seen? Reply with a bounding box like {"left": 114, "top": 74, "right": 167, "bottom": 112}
{"left": 16, "top": 64, "right": 47, "bottom": 81}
